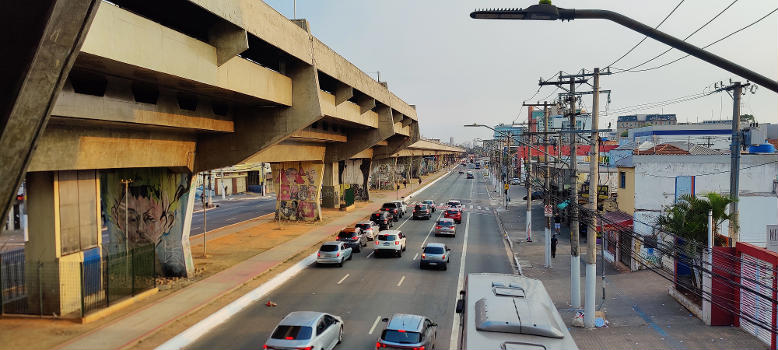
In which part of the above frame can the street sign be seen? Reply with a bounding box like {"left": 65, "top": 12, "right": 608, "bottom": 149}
{"left": 504, "top": 184, "right": 510, "bottom": 191}
{"left": 767, "top": 225, "right": 778, "bottom": 253}
{"left": 544, "top": 205, "right": 552, "bottom": 217}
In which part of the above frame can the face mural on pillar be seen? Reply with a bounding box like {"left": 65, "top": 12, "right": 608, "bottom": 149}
{"left": 274, "top": 162, "right": 323, "bottom": 221}
{"left": 101, "top": 168, "right": 194, "bottom": 277}
{"left": 339, "top": 159, "right": 369, "bottom": 201}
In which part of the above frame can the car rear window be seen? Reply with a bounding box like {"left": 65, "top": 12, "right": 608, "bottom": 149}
{"left": 382, "top": 203, "right": 398, "bottom": 209}
{"left": 446, "top": 210, "right": 458, "bottom": 215}
{"left": 271, "top": 325, "right": 312, "bottom": 340}
{"left": 447, "top": 202, "right": 459, "bottom": 206}
{"left": 382, "top": 330, "right": 421, "bottom": 344}
{"left": 424, "top": 246, "right": 445, "bottom": 254}
{"left": 320, "top": 245, "right": 338, "bottom": 252}
{"left": 437, "top": 221, "right": 453, "bottom": 227}
{"left": 371, "top": 213, "right": 383, "bottom": 219}
{"left": 378, "top": 235, "right": 397, "bottom": 241}
{"left": 356, "top": 224, "right": 371, "bottom": 230}
{"left": 338, "top": 231, "right": 355, "bottom": 238}
{"left": 423, "top": 200, "right": 433, "bottom": 204}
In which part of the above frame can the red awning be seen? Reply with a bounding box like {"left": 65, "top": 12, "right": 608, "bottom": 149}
{"left": 597, "top": 211, "right": 633, "bottom": 232}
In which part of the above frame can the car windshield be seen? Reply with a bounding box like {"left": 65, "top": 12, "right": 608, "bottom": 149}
{"left": 382, "top": 330, "right": 421, "bottom": 344}
{"left": 356, "top": 224, "right": 371, "bottom": 230}
{"left": 378, "top": 235, "right": 397, "bottom": 241}
{"left": 271, "top": 325, "right": 313, "bottom": 340}
{"left": 437, "top": 221, "right": 453, "bottom": 227}
{"left": 424, "top": 246, "right": 445, "bottom": 254}
{"left": 337, "top": 231, "right": 356, "bottom": 238}
{"left": 320, "top": 245, "right": 338, "bottom": 252}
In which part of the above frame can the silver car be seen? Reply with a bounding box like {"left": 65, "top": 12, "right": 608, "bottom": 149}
{"left": 420, "top": 243, "right": 451, "bottom": 270}
{"left": 434, "top": 218, "right": 456, "bottom": 237}
{"left": 377, "top": 313, "right": 437, "bottom": 350}
{"left": 355, "top": 221, "right": 379, "bottom": 240}
{"left": 264, "top": 311, "right": 343, "bottom": 350}
{"left": 316, "top": 242, "right": 352, "bottom": 267}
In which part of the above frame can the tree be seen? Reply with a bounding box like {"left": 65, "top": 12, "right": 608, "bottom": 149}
{"left": 740, "top": 114, "right": 755, "bottom": 125}
{"left": 656, "top": 193, "right": 736, "bottom": 292}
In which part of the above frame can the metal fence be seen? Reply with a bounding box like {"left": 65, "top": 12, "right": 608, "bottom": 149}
{"left": 0, "top": 244, "right": 156, "bottom": 318}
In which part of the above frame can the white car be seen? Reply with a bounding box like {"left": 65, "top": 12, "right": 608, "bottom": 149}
{"left": 264, "top": 311, "right": 343, "bottom": 350}
{"left": 355, "top": 221, "right": 379, "bottom": 240}
{"left": 374, "top": 230, "right": 407, "bottom": 257}
{"left": 392, "top": 200, "right": 408, "bottom": 217}
{"left": 446, "top": 200, "right": 462, "bottom": 210}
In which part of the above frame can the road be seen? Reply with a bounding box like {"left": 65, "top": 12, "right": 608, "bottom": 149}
{"left": 190, "top": 196, "right": 276, "bottom": 236}
{"left": 186, "top": 167, "right": 513, "bottom": 350}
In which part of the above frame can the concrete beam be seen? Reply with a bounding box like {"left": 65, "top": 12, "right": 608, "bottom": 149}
{"left": 335, "top": 84, "right": 353, "bottom": 106}
{"left": 392, "top": 110, "right": 403, "bottom": 123}
{"left": 358, "top": 95, "right": 376, "bottom": 114}
{"left": 324, "top": 105, "right": 393, "bottom": 163}
{"left": 402, "top": 116, "right": 413, "bottom": 127}
{"left": 373, "top": 121, "right": 420, "bottom": 159}
{"left": 0, "top": 0, "right": 100, "bottom": 229}
{"left": 195, "top": 63, "right": 323, "bottom": 172}
{"left": 208, "top": 20, "right": 249, "bottom": 66}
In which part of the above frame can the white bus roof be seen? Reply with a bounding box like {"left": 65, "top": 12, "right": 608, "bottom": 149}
{"left": 463, "top": 273, "right": 578, "bottom": 350}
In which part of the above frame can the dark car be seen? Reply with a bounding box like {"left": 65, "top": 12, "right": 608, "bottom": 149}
{"left": 412, "top": 204, "right": 431, "bottom": 220}
{"left": 444, "top": 208, "right": 462, "bottom": 224}
{"left": 523, "top": 191, "right": 545, "bottom": 200}
{"left": 371, "top": 211, "right": 393, "bottom": 230}
{"left": 381, "top": 202, "right": 401, "bottom": 222}
{"left": 337, "top": 227, "right": 367, "bottom": 253}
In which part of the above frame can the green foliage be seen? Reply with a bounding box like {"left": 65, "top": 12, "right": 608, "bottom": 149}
{"left": 539, "top": 0, "right": 552, "bottom": 4}
{"left": 620, "top": 131, "right": 629, "bottom": 137}
{"left": 740, "top": 114, "right": 755, "bottom": 124}
{"left": 656, "top": 193, "right": 736, "bottom": 249}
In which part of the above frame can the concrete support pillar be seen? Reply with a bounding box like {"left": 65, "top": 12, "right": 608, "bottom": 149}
{"left": 321, "top": 162, "right": 340, "bottom": 208}
{"left": 271, "top": 161, "right": 324, "bottom": 221}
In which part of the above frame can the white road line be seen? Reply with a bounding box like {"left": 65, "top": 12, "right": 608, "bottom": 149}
{"left": 397, "top": 275, "right": 406, "bottom": 287}
{"left": 413, "top": 253, "right": 419, "bottom": 261}
{"left": 420, "top": 212, "right": 443, "bottom": 248}
{"left": 192, "top": 226, "right": 201, "bottom": 231}
{"left": 450, "top": 213, "right": 471, "bottom": 350}
{"left": 225, "top": 217, "right": 237, "bottom": 222}
{"left": 337, "top": 274, "right": 350, "bottom": 285}
{"left": 396, "top": 215, "right": 413, "bottom": 229}
{"left": 366, "top": 251, "right": 374, "bottom": 259}
{"left": 369, "top": 316, "right": 382, "bottom": 335}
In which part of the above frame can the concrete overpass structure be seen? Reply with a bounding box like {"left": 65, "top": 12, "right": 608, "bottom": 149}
{"left": 0, "top": 0, "right": 462, "bottom": 317}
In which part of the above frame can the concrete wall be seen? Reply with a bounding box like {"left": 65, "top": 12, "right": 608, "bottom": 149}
{"left": 616, "top": 167, "right": 635, "bottom": 215}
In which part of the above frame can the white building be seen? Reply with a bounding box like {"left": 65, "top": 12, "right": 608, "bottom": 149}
{"left": 631, "top": 154, "right": 778, "bottom": 247}
{"left": 629, "top": 123, "right": 734, "bottom": 150}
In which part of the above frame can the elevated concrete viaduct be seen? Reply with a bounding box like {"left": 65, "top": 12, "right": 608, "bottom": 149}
{"left": 0, "top": 0, "right": 462, "bottom": 317}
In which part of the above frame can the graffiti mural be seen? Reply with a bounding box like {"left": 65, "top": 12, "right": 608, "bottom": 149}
{"left": 339, "top": 159, "right": 371, "bottom": 201}
{"left": 101, "top": 168, "right": 194, "bottom": 277}
{"left": 272, "top": 162, "right": 323, "bottom": 221}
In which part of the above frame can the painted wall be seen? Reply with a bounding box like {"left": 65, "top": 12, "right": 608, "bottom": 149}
{"left": 339, "top": 159, "right": 370, "bottom": 201}
{"left": 272, "top": 162, "right": 324, "bottom": 221}
{"left": 632, "top": 155, "right": 778, "bottom": 246}
{"left": 370, "top": 158, "right": 397, "bottom": 190}
{"left": 100, "top": 168, "right": 194, "bottom": 277}
{"left": 616, "top": 167, "right": 635, "bottom": 215}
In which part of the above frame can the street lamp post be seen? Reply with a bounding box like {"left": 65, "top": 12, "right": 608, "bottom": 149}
{"left": 469, "top": 4, "right": 778, "bottom": 93}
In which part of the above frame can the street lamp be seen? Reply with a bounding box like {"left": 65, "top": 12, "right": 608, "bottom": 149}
{"left": 470, "top": 4, "right": 778, "bottom": 93}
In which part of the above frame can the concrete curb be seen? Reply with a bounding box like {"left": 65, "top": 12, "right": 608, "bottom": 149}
{"left": 155, "top": 254, "right": 316, "bottom": 350}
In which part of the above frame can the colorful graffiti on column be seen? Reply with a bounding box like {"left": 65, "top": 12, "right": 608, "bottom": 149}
{"left": 101, "top": 168, "right": 194, "bottom": 277}
{"left": 272, "top": 162, "right": 324, "bottom": 221}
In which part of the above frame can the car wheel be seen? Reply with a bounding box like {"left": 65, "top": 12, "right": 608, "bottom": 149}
{"left": 397, "top": 250, "right": 402, "bottom": 258}
{"left": 419, "top": 263, "right": 425, "bottom": 270}
{"left": 442, "top": 264, "right": 448, "bottom": 271}
{"left": 338, "top": 259, "right": 343, "bottom": 267}
{"left": 338, "top": 326, "right": 343, "bottom": 344}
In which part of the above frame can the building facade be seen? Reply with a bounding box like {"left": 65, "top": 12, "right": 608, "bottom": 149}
{"left": 617, "top": 114, "right": 677, "bottom": 134}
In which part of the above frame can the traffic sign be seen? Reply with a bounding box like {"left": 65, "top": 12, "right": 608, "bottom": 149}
{"left": 544, "top": 205, "right": 552, "bottom": 217}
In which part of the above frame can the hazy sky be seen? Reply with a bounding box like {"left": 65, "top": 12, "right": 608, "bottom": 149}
{"left": 265, "top": 0, "right": 777, "bottom": 144}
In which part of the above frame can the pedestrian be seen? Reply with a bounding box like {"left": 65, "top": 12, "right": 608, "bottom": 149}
{"left": 403, "top": 179, "right": 407, "bottom": 188}
{"left": 554, "top": 213, "right": 561, "bottom": 235}
{"left": 551, "top": 234, "right": 558, "bottom": 258}
{"left": 418, "top": 177, "right": 422, "bottom": 185}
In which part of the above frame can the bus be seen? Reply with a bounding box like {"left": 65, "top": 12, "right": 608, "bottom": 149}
{"left": 455, "top": 273, "right": 578, "bottom": 350}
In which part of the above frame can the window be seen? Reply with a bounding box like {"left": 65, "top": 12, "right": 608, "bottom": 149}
{"left": 320, "top": 244, "right": 338, "bottom": 252}
{"left": 382, "top": 330, "right": 421, "bottom": 344}
{"left": 424, "top": 246, "right": 445, "bottom": 254}
{"left": 271, "top": 326, "right": 312, "bottom": 340}
{"left": 619, "top": 171, "right": 626, "bottom": 189}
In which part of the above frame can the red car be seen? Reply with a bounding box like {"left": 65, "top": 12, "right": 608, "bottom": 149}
{"left": 444, "top": 208, "right": 462, "bottom": 224}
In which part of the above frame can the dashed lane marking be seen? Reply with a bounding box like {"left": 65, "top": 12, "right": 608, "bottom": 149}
{"left": 337, "top": 274, "right": 350, "bottom": 285}
{"left": 397, "top": 275, "right": 406, "bottom": 287}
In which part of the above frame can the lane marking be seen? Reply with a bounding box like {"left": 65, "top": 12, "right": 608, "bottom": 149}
{"left": 366, "top": 251, "right": 374, "bottom": 259}
{"left": 413, "top": 253, "right": 419, "bottom": 261}
{"left": 420, "top": 212, "right": 443, "bottom": 248}
{"left": 397, "top": 275, "right": 406, "bottom": 287}
{"left": 337, "top": 274, "right": 350, "bottom": 285}
{"left": 450, "top": 212, "right": 471, "bottom": 350}
{"left": 225, "top": 217, "right": 237, "bottom": 222}
{"left": 396, "top": 215, "right": 413, "bottom": 229}
{"left": 369, "top": 316, "right": 382, "bottom": 335}
{"left": 191, "top": 226, "right": 201, "bottom": 231}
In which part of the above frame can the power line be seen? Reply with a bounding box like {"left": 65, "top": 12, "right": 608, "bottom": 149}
{"left": 616, "top": 0, "right": 739, "bottom": 73}
{"left": 614, "top": 7, "right": 778, "bottom": 74}
{"left": 605, "top": 0, "right": 686, "bottom": 69}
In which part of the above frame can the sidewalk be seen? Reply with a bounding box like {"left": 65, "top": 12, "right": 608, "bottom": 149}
{"left": 38, "top": 168, "right": 454, "bottom": 350}
{"left": 499, "top": 185, "right": 766, "bottom": 350}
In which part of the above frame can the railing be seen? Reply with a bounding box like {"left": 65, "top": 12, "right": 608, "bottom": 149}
{"left": 0, "top": 244, "right": 156, "bottom": 318}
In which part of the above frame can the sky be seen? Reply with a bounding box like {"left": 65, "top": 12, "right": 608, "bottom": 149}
{"left": 264, "top": 0, "right": 777, "bottom": 145}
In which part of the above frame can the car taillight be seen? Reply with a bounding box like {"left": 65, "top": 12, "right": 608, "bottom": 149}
{"left": 441, "top": 255, "right": 445, "bottom": 259}
{"left": 395, "top": 241, "right": 399, "bottom": 245}
{"left": 422, "top": 253, "right": 426, "bottom": 259}
{"left": 376, "top": 342, "right": 386, "bottom": 348}
{"left": 263, "top": 345, "right": 268, "bottom": 350}
{"left": 317, "top": 252, "right": 320, "bottom": 257}
{"left": 285, "top": 337, "right": 294, "bottom": 340}
{"left": 435, "top": 226, "right": 441, "bottom": 229}
{"left": 353, "top": 236, "right": 359, "bottom": 240}
{"left": 336, "top": 252, "right": 340, "bottom": 257}
{"left": 299, "top": 347, "right": 312, "bottom": 350}
{"left": 376, "top": 240, "right": 379, "bottom": 245}
{"left": 413, "top": 347, "right": 425, "bottom": 350}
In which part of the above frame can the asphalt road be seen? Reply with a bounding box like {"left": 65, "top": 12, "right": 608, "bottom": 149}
{"left": 190, "top": 196, "right": 276, "bottom": 236}
{"left": 186, "top": 168, "right": 513, "bottom": 350}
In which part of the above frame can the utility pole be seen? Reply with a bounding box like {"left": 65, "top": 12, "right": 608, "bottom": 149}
{"left": 585, "top": 68, "right": 601, "bottom": 328}
{"left": 523, "top": 101, "right": 555, "bottom": 260}
{"left": 728, "top": 82, "right": 743, "bottom": 245}
{"left": 202, "top": 172, "right": 209, "bottom": 257}
{"left": 525, "top": 131, "right": 532, "bottom": 241}
{"left": 540, "top": 72, "right": 587, "bottom": 308}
